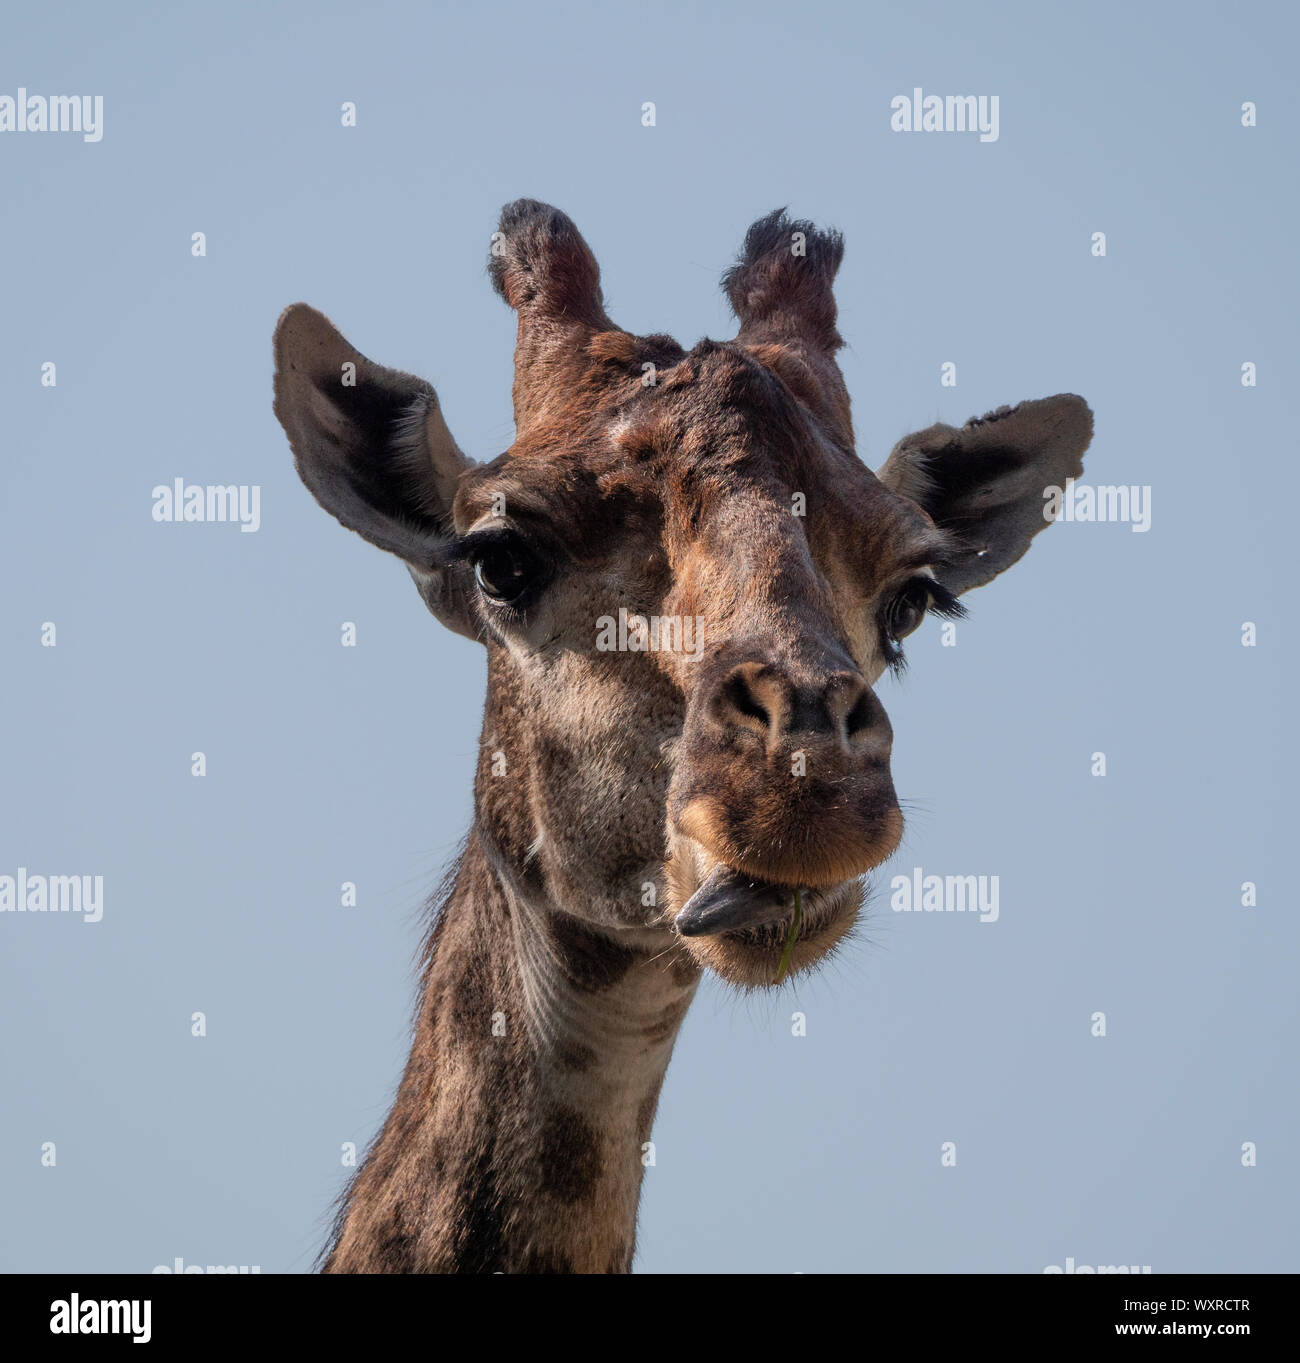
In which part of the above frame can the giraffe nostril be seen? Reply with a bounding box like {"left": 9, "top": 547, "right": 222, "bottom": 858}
{"left": 844, "top": 690, "right": 874, "bottom": 740}
{"left": 720, "top": 669, "right": 771, "bottom": 729}
{"left": 821, "top": 673, "right": 881, "bottom": 748}
{"left": 712, "top": 661, "right": 881, "bottom": 748}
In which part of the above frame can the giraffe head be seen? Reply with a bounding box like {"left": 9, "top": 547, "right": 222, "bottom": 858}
{"left": 273, "top": 200, "right": 1091, "bottom": 988}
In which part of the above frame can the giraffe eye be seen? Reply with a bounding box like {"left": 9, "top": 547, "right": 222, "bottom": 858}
{"left": 471, "top": 536, "right": 543, "bottom": 605}
{"left": 884, "top": 579, "right": 933, "bottom": 641}
{"left": 878, "top": 575, "right": 967, "bottom": 675}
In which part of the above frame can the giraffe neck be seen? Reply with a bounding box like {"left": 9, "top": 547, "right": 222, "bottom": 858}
{"left": 322, "top": 829, "right": 699, "bottom": 1273}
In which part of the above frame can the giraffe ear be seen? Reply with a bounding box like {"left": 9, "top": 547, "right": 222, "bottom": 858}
{"left": 272, "top": 303, "right": 480, "bottom": 640}
{"left": 877, "top": 394, "right": 1093, "bottom": 594}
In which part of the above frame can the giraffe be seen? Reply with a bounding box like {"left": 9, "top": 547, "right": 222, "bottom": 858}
{"left": 271, "top": 200, "right": 1092, "bottom": 1272}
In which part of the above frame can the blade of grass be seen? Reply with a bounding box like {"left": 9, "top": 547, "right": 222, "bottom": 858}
{"left": 775, "top": 887, "right": 802, "bottom": 984}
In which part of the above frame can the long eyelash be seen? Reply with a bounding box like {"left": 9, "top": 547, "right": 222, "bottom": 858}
{"left": 925, "top": 580, "right": 968, "bottom": 621}
{"left": 445, "top": 527, "right": 518, "bottom": 564}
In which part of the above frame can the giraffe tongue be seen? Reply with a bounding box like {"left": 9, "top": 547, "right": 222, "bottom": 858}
{"left": 674, "top": 865, "right": 794, "bottom": 937}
